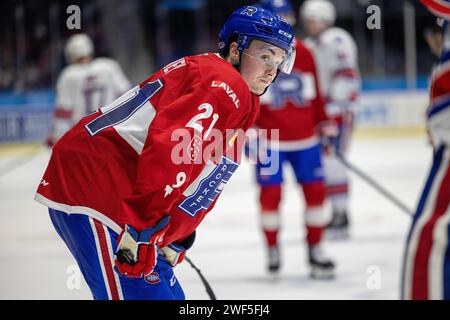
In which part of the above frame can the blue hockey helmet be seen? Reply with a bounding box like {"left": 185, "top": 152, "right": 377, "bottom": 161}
{"left": 218, "top": 6, "right": 296, "bottom": 74}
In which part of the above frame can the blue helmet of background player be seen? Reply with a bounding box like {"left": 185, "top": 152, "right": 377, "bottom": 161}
{"left": 218, "top": 6, "right": 296, "bottom": 74}
{"left": 259, "top": 0, "right": 293, "bottom": 15}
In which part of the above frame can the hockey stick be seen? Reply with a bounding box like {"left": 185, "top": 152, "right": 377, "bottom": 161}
{"left": 184, "top": 256, "right": 217, "bottom": 300}
{"left": 335, "top": 151, "right": 414, "bottom": 216}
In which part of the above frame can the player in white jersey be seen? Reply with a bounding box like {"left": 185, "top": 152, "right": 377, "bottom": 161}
{"left": 47, "top": 33, "right": 131, "bottom": 146}
{"left": 301, "top": 0, "right": 361, "bottom": 238}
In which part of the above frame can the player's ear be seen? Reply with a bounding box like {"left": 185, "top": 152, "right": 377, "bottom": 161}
{"left": 228, "top": 42, "right": 240, "bottom": 65}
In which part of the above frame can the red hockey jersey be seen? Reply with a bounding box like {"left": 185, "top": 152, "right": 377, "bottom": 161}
{"left": 427, "top": 33, "right": 450, "bottom": 147}
{"left": 256, "top": 39, "right": 327, "bottom": 149}
{"left": 35, "top": 53, "right": 260, "bottom": 246}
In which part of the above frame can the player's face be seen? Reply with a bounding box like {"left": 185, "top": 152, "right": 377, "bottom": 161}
{"left": 240, "top": 40, "right": 286, "bottom": 95}
{"left": 424, "top": 31, "right": 443, "bottom": 57}
{"left": 304, "top": 19, "right": 328, "bottom": 38}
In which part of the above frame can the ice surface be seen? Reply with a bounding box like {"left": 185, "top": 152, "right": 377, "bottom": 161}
{"left": 0, "top": 135, "right": 431, "bottom": 299}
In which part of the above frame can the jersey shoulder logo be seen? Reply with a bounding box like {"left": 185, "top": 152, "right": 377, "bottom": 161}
{"left": 211, "top": 81, "right": 240, "bottom": 109}
{"left": 163, "top": 58, "right": 186, "bottom": 75}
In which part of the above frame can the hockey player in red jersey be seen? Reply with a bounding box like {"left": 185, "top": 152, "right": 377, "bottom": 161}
{"left": 253, "top": 0, "right": 338, "bottom": 279}
{"left": 402, "top": 0, "right": 450, "bottom": 300}
{"left": 35, "top": 6, "right": 295, "bottom": 300}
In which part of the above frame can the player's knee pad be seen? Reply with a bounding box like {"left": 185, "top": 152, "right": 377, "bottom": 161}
{"left": 302, "top": 182, "right": 326, "bottom": 207}
{"left": 260, "top": 185, "right": 282, "bottom": 211}
{"left": 261, "top": 211, "right": 280, "bottom": 232}
{"left": 303, "top": 183, "right": 331, "bottom": 228}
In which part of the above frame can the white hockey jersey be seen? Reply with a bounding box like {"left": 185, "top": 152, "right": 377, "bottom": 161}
{"left": 305, "top": 27, "right": 361, "bottom": 117}
{"left": 50, "top": 57, "right": 131, "bottom": 143}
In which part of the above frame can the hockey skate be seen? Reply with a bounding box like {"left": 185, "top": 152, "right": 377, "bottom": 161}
{"left": 267, "top": 246, "right": 280, "bottom": 273}
{"left": 308, "top": 244, "right": 335, "bottom": 280}
{"left": 325, "top": 210, "right": 350, "bottom": 240}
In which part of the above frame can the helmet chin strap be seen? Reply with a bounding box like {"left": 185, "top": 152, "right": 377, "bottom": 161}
{"left": 256, "top": 69, "right": 281, "bottom": 96}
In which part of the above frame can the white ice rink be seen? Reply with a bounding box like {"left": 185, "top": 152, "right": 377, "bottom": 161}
{"left": 0, "top": 134, "right": 432, "bottom": 299}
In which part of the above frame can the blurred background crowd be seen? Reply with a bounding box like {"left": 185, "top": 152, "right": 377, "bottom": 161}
{"left": 0, "top": 0, "right": 441, "bottom": 92}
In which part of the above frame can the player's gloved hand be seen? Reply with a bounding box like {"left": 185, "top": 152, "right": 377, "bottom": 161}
{"left": 114, "top": 215, "right": 171, "bottom": 278}
{"left": 159, "top": 230, "right": 196, "bottom": 267}
{"left": 317, "top": 121, "right": 339, "bottom": 155}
